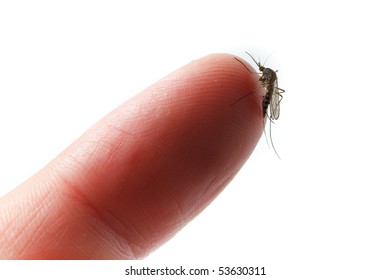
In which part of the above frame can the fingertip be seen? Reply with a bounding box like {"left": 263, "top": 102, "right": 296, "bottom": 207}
{"left": 0, "top": 53, "right": 265, "bottom": 259}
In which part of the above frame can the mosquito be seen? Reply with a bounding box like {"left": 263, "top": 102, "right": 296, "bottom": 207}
{"left": 233, "top": 52, "right": 285, "bottom": 158}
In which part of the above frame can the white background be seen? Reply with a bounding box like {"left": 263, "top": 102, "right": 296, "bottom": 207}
{"left": 1, "top": 0, "right": 390, "bottom": 279}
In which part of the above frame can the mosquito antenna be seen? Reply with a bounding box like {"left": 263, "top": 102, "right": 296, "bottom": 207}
{"left": 245, "top": 51, "right": 261, "bottom": 68}
{"left": 263, "top": 50, "right": 276, "bottom": 67}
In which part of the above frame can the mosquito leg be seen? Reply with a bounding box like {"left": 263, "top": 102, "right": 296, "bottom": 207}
{"left": 269, "top": 119, "right": 281, "bottom": 159}
{"left": 276, "top": 90, "right": 284, "bottom": 106}
{"left": 230, "top": 89, "right": 258, "bottom": 106}
{"left": 234, "top": 57, "right": 261, "bottom": 75}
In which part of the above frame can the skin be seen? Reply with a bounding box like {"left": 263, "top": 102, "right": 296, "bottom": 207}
{"left": 0, "top": 54, "right": 264, "bottom": 259}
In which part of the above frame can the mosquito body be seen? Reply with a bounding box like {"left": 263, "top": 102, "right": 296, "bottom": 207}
{"left": 233, "top": 52, "right": 285, "bottom": 158}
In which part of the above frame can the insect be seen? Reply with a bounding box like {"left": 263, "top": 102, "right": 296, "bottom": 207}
{"left": 233, "top": 52, "right": 285, "bottom": 158}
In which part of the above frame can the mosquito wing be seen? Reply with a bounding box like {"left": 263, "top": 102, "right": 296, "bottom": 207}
{"left": 270, "top": 79, "right": 282, "bottom": 120}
